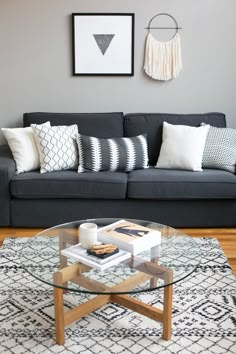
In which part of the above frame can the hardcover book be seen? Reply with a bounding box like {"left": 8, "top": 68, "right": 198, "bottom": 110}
{"left": 97, "top": 220, "right": 161, "bottom": 255}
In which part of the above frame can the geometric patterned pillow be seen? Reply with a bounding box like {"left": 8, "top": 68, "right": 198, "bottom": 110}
{"left": 202, "top": 125, "right": 236, "bottom": 174}
{"left": 76, "top": 134, "right": 149, "bottom": 172}
{"left": 31, "top": 124, "right": 79, "bottom": 173}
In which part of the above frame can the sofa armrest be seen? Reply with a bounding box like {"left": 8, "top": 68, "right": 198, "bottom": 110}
{"left": 0, "top": 145, "right": 16, "bottom": 226}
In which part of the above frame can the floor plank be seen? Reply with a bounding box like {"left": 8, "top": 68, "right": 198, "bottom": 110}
{"left": 180, "top": 228, "right": 236, "bottom": 274}
{"left": 0, "top": 227, "right": 236, "bottom": 275}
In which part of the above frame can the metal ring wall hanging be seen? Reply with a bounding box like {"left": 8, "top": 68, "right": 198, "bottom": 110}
{"left": 143, "top": 13, "right": 183, "bottom": 81}
{"left": 145, "top": 13, "right": 182, "bottom": 39}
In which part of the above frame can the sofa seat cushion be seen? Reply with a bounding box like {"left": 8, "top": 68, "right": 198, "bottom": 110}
{"left": 127, "top": 168, "right": 236, "bottom": 199}
{"left": 11, "top": 171, "right": 128, "bottom": 199}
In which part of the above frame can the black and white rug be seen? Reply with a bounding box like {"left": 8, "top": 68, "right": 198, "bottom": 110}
{"left": 0, "top": 237, "right": 235, "bottom": 354}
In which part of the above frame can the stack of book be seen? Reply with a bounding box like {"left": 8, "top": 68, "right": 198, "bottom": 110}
{"left": 61, "top": 220, "right": 161, "bottom": 270}
{"left": 61, "top": 243, "right": 130, "bottom": 271}
{"left": 97, "top": 219, "right": 161, "bottom": 255}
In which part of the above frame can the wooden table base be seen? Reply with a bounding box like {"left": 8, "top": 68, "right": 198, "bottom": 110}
{"left": 53, "top": 262, "right": 173, "bottom": 345}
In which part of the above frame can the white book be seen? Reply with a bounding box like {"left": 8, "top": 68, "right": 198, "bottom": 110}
{"left": 97, "top": 220, "right": 161, "bottom": 255}
{"left": 61, "top": 243, "right": 130, "bottom": 271}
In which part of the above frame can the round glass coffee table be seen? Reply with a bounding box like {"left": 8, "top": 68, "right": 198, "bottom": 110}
{"left": 20, "top": 218, "right": 201, "bottom": 345}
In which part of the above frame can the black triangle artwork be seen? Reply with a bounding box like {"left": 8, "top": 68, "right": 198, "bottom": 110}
{"left": 93, "top": 34, "right": 115, "bottom": 55}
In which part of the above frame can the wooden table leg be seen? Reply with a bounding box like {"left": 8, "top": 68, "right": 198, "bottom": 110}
{"left": 150, "top": 245, "right": 160, "bottom": 288}
{"left": 162, "top": 277, "right": 173, "bottom": 340}
{"left": 53, "top": 273, "right": 65, "bottom": 345}
{"left": 59, "top": 231, "right": 78, "bottom": 293}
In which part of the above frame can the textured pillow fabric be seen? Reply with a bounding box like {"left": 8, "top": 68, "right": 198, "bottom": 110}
{"left": 32, "top": 125, "right": 78, "bottom": 173}
{"left": 1, "top": 122, "right": 50, "bottom": 174}
{"left": 156, "top": 122, "right": 210, "bottom": 171}
{"left": 76, "top": 134, "right": 149, "bottom": 172}
{"left": 202, "top": 125, "right": 236, "bottom": 173}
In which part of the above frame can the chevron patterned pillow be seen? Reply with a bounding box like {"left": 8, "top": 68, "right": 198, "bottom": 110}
{"left": 76, "top": 134, "right": 149, "bottom": 172}
{"left": 32, "top": 124, "right": 79, "bottom": 173}
{"left": 202, "top": 125, "right": 236, "bottom": 174}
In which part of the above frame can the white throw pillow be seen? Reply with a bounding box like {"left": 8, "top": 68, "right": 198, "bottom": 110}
{"left": 32, "top": 124, "right": 79, "bottom": 173}
{"left": 155, "top": 122, "right": 210, "bottom": 171}
{"left": 1, "top": 122, "right": 50, "bottom": 174}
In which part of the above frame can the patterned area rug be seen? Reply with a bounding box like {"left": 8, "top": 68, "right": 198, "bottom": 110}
{"left": 0, "top": 237, "right": 235, "bottom": 354}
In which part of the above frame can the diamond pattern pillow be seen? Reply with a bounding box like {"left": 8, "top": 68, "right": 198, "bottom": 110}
{"left": 32, "top": 125, "right": 79, "bottom": 173}
{"left": 76, "top": 134, "right": 149, "bottom": 172}
{"left": 202, "top": 125, "right": 236, "bottom": 173}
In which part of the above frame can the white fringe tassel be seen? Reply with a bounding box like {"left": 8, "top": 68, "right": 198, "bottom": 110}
{"left": 144, "top": 33, "right": 182, "bottom": 81}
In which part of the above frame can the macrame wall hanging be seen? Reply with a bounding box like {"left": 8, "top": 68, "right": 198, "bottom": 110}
{"left": 144, "top": 13, "right": 183, "bottom": 81}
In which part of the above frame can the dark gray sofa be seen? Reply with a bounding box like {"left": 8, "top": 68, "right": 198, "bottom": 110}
{"left": 0, "top": 111, "right": 235, "bottom": 228}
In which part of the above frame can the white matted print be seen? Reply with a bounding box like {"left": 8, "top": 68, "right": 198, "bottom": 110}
{"left": 72, "top": 13, "right": 134, "bottom": 76}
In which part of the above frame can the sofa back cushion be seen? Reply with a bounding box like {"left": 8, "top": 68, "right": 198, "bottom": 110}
{"left": 24, "top": 112, "right": 124, "bottom": 138}
{"left": 124, "top": 113, "right": 226, "bottom": 166}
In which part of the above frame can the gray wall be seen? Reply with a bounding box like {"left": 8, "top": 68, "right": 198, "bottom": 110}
{"left": 0, "top": 0, "right": 235, "bottom": 144}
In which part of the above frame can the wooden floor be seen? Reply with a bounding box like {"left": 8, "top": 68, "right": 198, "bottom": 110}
{"left": 181, "top": 228, "right": 236, "bottom": 275}
{"left": 0, "top": 227, "right": 236, "bottom": 275}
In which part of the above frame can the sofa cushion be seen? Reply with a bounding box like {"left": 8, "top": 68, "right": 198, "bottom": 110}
{"left": 127, "top": 168, "right": 236, "bottom": 199}
{"left": 76, "top": 134, "right": 149, "bottom": 172}
{"left": 124, "top": 113, "right": 226, "bottom": 166}
{"left": 1, "top": 122, "right": 50, "bottom": 174}
{"left": 11, "top": 171, "right": 128, "bottom": 199}
{"left": 155, "top": 122, "right": 209, "bottom": 171}
{"left": 32, "top": 124, "right": 78, "bottom": 173}
{"left": 202, "top": 125, "right": 236, "bottom": 174}
{"left": 24, "top": 112, "right": 124, "bottom": 138}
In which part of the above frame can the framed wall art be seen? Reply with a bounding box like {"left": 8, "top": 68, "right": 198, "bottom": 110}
{"left": 72, "top": 13, "right": 134, "bottom": 76}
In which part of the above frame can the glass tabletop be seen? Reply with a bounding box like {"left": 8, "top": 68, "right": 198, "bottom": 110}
{"left": 20, "top": 218, "right": 201, "bottom": 295}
